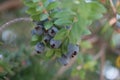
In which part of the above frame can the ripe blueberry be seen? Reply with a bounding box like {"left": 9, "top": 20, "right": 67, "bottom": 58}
{"left": 58, "top": 54, "right": 69, "bottom": 66}
{"left": 35, "top": 42, "right": 45, "bottom": 54}
{"left": 50, "top": 39, "right": 62, "bottom": 48}
{"left": 32, "top": 25, "right": 44, "bottom": 36}
{"left": 67, "top": 44, "right": 79, "bottom": 58}
{"left": 48, "top": 27, "right": 58, "bottom": 37}
{"left": 43, "top": 35, "right": 52, "bottom": 43}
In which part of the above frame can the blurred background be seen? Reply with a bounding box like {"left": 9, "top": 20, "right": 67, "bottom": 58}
{"left": 0, "top": 0, "right": 120, "bottom": 80}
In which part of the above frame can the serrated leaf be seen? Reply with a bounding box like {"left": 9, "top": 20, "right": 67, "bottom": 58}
{"left": 54, "top": 29, "right": 68, "bottom": 40}
{"left": 44, "top": 21, "right": 53, "bottom": 30}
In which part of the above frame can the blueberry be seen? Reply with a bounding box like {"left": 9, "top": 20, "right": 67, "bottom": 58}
{"left": 50, "top": 39, "right": 62, "bottom": 48}
{"left": 35, "top": 42, "right": 45, "bottom": 54}
{"left": 48, "top": 27, "right": 58, "bottom": 37}
{"left": 43, "top": 35, "right": 52, "bottom": 43}
{"left": 32, "top": 25, "right": 44, "bottom": 35}
{"left": 58, "top": 54, "right": 69, "bottom": 66}
{"left": 66, "top": 44, "right": 79, "bottom": 58}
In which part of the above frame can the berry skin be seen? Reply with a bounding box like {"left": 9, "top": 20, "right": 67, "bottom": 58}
{"left": 66, "top": 44, "right": 79, "bottom": 58}
{"left": 48, "top": 27, "right": 58, "bottom": 37}
{"left": 32, "top": 25, "right": 44, "bottom": 36}
{"left": 43, "top": 35, "right": 52, "bottom": 43}
{"left": 35, "top": 42, "right": 45, "bottom": 54}
{"left": 50, "top": 39, "right": 62, "bottom": 48}
{"left": 58, "top": 54, "right": 69, "bottom": 66}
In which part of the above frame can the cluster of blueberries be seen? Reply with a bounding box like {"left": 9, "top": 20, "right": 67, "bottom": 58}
{"left": 31, "top": 21, "right": 79, "bottom": 66}
{"left": 31, "top": 0, "right": 80, "bottom": 66}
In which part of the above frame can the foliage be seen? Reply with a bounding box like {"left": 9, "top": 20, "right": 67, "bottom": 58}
{"left": 1, "top": 0, "right": 120, "bottom": 80}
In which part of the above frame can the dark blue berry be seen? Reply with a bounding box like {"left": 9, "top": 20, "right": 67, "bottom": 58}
{"left": 66, "top": 44, "right": 79, "bottom": 58}
{"left": 50, "top": 39, "right": 62, "bottom": 48}
{"left": 43, "top": 35, "right": 52, "bottom": 43}
{"left": 33, "top": 25, "right": 44, "bottom": 35}
{"left": 58, "top": 54, "right": 69, "bottom": 66}
{"left": 48, "top": 27, "right": 58, "bottom": 37}
{"left": 35, "top": 42, "right": 45, "bottom": 54}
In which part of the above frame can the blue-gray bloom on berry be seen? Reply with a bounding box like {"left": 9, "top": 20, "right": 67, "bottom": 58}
{"left": 50, "top": 39, "right": 62, "bottom": 48}
{"left": 58, "top": 54, "right": 69, "bottom": 66}
{"left": 48, "top": 27, "right": 58, "bottom": 37}
{"left": 67, "top": 44, "right": 79, "bottom": 58}
{"left": 35, "top": 42, "right": 45, "bottom": 54}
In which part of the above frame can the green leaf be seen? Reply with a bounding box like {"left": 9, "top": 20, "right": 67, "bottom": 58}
{"left": 31, "top": 14, "right": 40, "bottom": 21}
{"left": 69, "top": 16, "right": 90, "bottom": 44}
{"left": 36, "top": 6, "right": 43, "bottom": 12}
{"left": 44, "top": 21, "right": 53, "bottom": 30}
{"left": 54, "top": 10, "right": 75, "bottom": 18}
{"left": 27, "top": 7, "right": 40, "bottom": 15}
{"left": 46, "top": 2, "right": 59, "bottom": 10}
{"left": 78, "top": 1, "right": 106, "bottom": 21}
{"left": 24, "top": 1, "right": 36, "bottom": 7}
{"left": 54, "top": 29, "right": 68, "bottom": 40}
{"left": 40, "top": 14, "right": 49, "bottom": 21}
{"left": 31, "top": 35, "right": 39, "bottom": 42}
{"left": 54, "top": 18, "right": 72, "bottom": 26}
{"left": 45, "top": 49, "right": 54, "bottom": 58}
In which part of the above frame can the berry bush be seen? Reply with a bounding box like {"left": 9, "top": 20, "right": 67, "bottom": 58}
{"left": 0, "top": 0, "right": 120, "bottom": 80}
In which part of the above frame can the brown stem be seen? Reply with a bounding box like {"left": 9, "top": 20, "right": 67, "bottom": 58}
{"left": 100, "top": 48, "right": 106, "bottom": 80}
{"left": 0, "top": 17, "right": 32, "bottom": 33}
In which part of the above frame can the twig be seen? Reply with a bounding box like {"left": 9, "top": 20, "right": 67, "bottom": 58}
{"left": 53, "top": 56, "right": 77, "bottom": 80}
{"left": 100, "top": 47, "right": 106, "bottom": 80}
{"left": 109, "top": 17, "right": 117, "bottom": 26}
{"left": 77, "top": 44, "right": 107, "bottom": 70}
{"left": 109, "top": 0, "right": 117, "bottom": 14}
{"left": 0, "top": 17, "right": 32, "bottom": 33}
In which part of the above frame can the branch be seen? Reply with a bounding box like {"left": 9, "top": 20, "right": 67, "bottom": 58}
{"left": 53, "top": 57, "right": 77, "bottom": 80}
{"left": 0, "top": 17, "right": 32, "bottom": 33}
{"left": 109, "top": 0, "right": 117, "bottom": 14}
